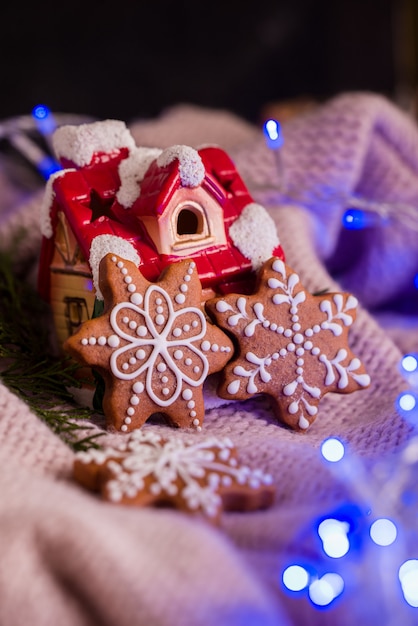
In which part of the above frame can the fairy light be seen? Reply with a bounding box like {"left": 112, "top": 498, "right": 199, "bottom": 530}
{"left": 398, "top": 393, "right": 417, "bottom": 412}
{"left": 342, "top": 208, "right": 385, "bottom": 229}
{"left": 263, "top": 118, "right": 283, "bottom": 150}
{"left": 258, "top": 115, "right": 418, "bottom": 620}
{"left": 279, "top": 437, "right": 412, "bottom": 616}
{"left": 321, "top": 437, "right": 345, "bottom": 462}
{"left": 308, "top": 573, "right": 344, "bottom": 607}
{"left": 399, "top": 560, "right": 418, "bottom": 607}
{"left": 282, "top": 565, "right": 310, "bottom": 591}
{"left": 32, "top": 104, "right": 56, "bottom": 134}
{"left": 396, "top": 352, "right": 418, "bottom": 427}
{"left": 317, "top": 518, "right": 350, "bottom": 558}
{"left": 402, "top": 354, "right": 418, "bottom": 374}
{"left": 369, "top": 518, "right": 398, "bottom": 546}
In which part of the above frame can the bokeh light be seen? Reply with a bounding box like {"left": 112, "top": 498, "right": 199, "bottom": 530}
{"left": 398, "top": 392, "right": 417, "bottom": 413}
{"left": 282, "top": 565, "right": 310, "bottom": 591}
{"left": 321, "top": 437, "right": 345, "bottom": 462}
{"left": 401, "top": 354, "right": 418, "bottom": 374}
{"left": 263, "top": 118, "right": 284, "bottom": 149}
{"left": 369, "top": 518, "right": 397, "bottom": 546}
{"left": 308, "top": 573, "right": 344, "bottom": 606}
{"left": 318, "top": 518, "right": 350, "bottom": 558}
{"left": 399, "top": 560, "right": 418, "bottom": 607}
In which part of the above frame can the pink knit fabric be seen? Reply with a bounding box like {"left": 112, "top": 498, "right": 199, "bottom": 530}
{"left": 0, "top": 93, "right": 417, "bottom": 625}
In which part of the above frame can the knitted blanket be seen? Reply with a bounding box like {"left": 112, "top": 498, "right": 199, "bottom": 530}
{"left": 0, "top": 92, "right": 417, "bottom": 626}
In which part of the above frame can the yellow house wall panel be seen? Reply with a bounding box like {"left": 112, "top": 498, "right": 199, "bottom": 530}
{"left": 50, "top": 272, "right": 96, "bottom": 349}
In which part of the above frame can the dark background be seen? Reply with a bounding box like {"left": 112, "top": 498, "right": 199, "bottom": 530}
{"left": 0, "top": 0, "right": 416, "bottom": 125}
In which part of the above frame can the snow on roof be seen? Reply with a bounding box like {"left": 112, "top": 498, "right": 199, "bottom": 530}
{"left": 229, "top": 203, "right": 281, "bottom": 271}
{"left": 52, "top": 120, "right": 136, "bottom": 168}
{"left": 89, "top": 235, "right": 141, "bottom": 300}
{"left": 40, "top": 168, "right": 76, "bottom": 238}
{"left": 116, "top": 146, "right": 162, "bottom": 208}
{"left": 156, "top": 145, "right": 205, "bottom": 188}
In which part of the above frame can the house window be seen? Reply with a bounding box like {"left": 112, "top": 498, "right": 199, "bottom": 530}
{"left": 64, "top": 296, "right": 89, "bottom": 335}
{"left": 171, "top": 201, "right": 214, "bottom": 252}
{"left": 176, "top": 207, "right": 202, "bottom": 235}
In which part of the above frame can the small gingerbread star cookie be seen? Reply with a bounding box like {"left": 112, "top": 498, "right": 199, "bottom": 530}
{"left": 64, "top": 255, "right": 233, "bottom": 432}
{"left": 73, "top": 431, "right": 275, "bottom": 521}
{"left": 206, "top": 257, "right": 371, "bottom": 432}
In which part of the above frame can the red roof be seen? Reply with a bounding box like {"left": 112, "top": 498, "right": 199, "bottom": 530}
{"left": 38, "top": 144, "right": 284, "bottom": 302}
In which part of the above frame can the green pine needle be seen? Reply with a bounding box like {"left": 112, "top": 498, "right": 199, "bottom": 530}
{"left": 0, "top": 244, "right": 102, "bottom": 451}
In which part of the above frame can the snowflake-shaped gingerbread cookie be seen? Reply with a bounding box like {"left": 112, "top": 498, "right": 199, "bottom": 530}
{"left": 74, "top": 430, "right": 275, "bottom": 521}
{"left": 64, "top": 254, "right": 233, "bottom": 432}
{"left": 206, "top": 257, "right": 371, "bottom": 431}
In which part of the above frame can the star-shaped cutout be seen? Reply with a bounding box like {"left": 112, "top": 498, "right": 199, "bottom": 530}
{"left": 73, "top": 430, "right": 275, "bottom": 522}
{"left": 64, "top": 254, "right": 233, "bottom": 432}
{"left": 206, "top": 257, "right": 371, "bottom": 431}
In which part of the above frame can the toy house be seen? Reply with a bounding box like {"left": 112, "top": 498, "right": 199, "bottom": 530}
{"left": 37, "top": 120, "right": 284, "bottom": 352}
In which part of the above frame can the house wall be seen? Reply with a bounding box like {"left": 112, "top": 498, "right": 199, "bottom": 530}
{"left": 49, "top": 271, "right": 96, "bottom": 350}
{"left": 49, "top": 211, "right": 96, "bottom": 351}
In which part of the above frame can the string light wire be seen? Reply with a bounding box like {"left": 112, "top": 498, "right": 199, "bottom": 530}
{"left": 0, "top": 109, "right": 95, "bottom": 179}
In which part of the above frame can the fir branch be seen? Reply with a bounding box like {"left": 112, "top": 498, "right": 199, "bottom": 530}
{"left": 0, "top": 244, "right": 102, "bottom": 451}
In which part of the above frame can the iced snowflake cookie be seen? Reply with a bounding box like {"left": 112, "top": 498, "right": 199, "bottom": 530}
{"left": 73, "top": 431, "right": 275, "bottom": 521}
{"left": 64, "top": 254, "right": 233, "bottom": 432}
{"left": 206, "top": 257, "right": 371, "bottom": 432}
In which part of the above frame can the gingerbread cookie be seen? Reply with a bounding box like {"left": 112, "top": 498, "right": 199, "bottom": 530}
{"left": 74, "top": 430, "right": 275, "bottom": 521}
{"left": 206, "top": 257, "right": 371, "bottom": 431}
{"left": 64, "top": 255, "right": 233, "bottom": 432}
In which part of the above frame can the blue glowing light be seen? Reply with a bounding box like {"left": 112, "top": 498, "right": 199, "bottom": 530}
{"left": 399, "top": 560, "right": 418, "bottom": 607}
{"left": 32, "top": 104, "right": 57, "bottom": 136}
{"left": 369, "top": 518, "right": 397, "bottom": 546}
{"left": 321, "top": 437, "right": 345, "bottom": 462}
{"left": 282, "top": 565, "right": 310, "bottom": 591}
{"left": 414, "top": 274, "right": 418, "bottom": 289}
{"left": 402, "top": 354, "right": 418, "bottom": 374}
{"left": 263, "top": 119, "right": 284, "bottom": 150}
{"left": 32, "top": 104, "right": 50, "bottom": 120}
{"left": 308, "top": 573, "right": 344, "bottom": 606}
{"left": 38, "top": 156, "right": 61, "bottom": 179}
{"left": 396, "top": 391, "right": 418, "bottom": 426}
{"left": 398, "top": 392, "right": 417, "bottom": 412}
{"left": 342, "top": 208, "right": 383, "bottom": 230}
{"left": 318, "top": 518, "right": 350, "bottom": 558}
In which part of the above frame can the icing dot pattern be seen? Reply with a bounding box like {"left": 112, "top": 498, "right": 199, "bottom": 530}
{"left": 64, "top": 255, "right": 234, "bottom": 433}
{"left": 73, "top": 431, "right": 275, "bottom": 520}
{"left": 208, "top": 258, "right": 370, "bottom": 431}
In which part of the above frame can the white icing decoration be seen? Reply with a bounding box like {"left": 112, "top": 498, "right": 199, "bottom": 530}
{"left": 231, "top": 351, "right": 274, "bottom": 395}
{"left": 216, "top": 301, "right": 233, "bottom": 313}
{"left": 319, "top": 295, "right": 356, "bottom": 335}
{"left": 98, "top": 261, "right": 226, "bottom": 411}
{"left": 52, "top": 119, "right": 136, "bottom": 168}
{"left": 229, "top": 202, "right": 281, "bottom": 270}
{"left": 216, "top": 259, "right": 368, "bottom": 425}
{"left": 298, "top": 416, "right": 310, "bottom": 430}
{"left": 89, "top": 235, "right": 141, "bottom": 300}
{"left": 352, "top": 373, "right": 371, "bottom": 387}
{"left": 40, "top": 168, "right": 77, "bottom": 238}
{"left": 156, "top": 145, "right": 205, "bottom": 188}
{"left": 227, "top": 379, "right": 241, "bottom": 395}
{"left": 85, "top": 433, "right": 273, "bottom": 516}
{"left": 116, "top": 146, "right": 162, "bottom": 208}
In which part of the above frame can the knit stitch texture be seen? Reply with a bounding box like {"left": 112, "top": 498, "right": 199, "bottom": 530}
{"left": 0, "top": 93, "right": 417, "bottom": 626}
